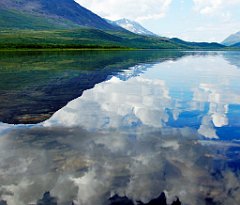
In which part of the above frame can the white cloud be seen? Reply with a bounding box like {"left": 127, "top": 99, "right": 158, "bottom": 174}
{"left": 44, "top": 75, "right": 171, "bottom": 130}
{"left": 193, "top": 0, "right": 222, "bottom": 14}
{"left": 193, "top": 0, "right": 240, "bottom": 15}
{"left": 75, "top": 0, "right": 172, "bottom": 21}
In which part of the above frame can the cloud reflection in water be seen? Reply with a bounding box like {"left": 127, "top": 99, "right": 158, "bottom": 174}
{"left": 0, "top": 52, "right": 240, "bottom": 205}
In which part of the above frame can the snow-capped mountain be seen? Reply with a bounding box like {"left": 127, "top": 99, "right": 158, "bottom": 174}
{"left": 113, "top": 18, "right": 157, "bottom": 36}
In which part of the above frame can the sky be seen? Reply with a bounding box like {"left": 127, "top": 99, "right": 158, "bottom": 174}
{"left": 75, "top": 0, "right": 240, "bottom": 42}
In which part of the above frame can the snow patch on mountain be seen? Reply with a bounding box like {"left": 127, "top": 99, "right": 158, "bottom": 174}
{"left": 114, "top": 18, "right": 157, "bottom": 36}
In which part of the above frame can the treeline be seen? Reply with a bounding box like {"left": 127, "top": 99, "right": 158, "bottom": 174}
{"left": 0, "top": 43, "right": 129, "bottom": 49}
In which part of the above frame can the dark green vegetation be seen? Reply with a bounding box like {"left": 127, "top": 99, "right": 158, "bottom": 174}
{"left": 171, "top": 38, "right": 226, "bottom": 49}
{"left": 0, "top": 8, "right": 83, "bottom": 30}
{"left": 0, "top": 28, "right": 227, "bottom": 50}
{"left": 232, "top": 42, "right": 240, "bottom": 47}
{"left": 0, "top": 0, "right": 227, "bottom": 49}
{"left": 0, "top": 29, "right": 190, "bottom": 49}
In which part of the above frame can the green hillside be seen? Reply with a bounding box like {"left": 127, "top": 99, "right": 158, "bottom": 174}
{"left": 0, "top": 0, "right": 119, "bottom": 30}
{"left": 0, "top": 7, "right": 184, "bottom": 49}
{"left": 0, "top": 8, "right": 80, "bottom": 30}
{"left": 0, "top": 29, "right": 188, "bottom": 49}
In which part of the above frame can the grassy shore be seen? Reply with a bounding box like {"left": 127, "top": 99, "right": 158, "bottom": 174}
{"left": 0, "top": 29, "right": 188, "bottom": 50}
{"left": 0, "top": 29, "right": 238, "bottom": 51}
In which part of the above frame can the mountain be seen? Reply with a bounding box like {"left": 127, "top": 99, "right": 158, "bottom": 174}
{"left": 0, "top": 0, "right": 118, "bottom": 30}
{"left": 222, "top": 31, "right": 240, "bottom": 46}
{"left": 232, "top": 42, "right": 240, "bottom": 47}
{"left": 0, "top": 0, "right": 228, "bottom": 50}
{"left": 171, "top": 38, "right": 226, "bottom": 49}
{"left": 112, "top": 18, "right": 157, "bottom": 36}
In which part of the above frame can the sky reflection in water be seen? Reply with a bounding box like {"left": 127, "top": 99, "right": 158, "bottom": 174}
{"left": 0, "top": 51, "right": 240, "bottom": 205}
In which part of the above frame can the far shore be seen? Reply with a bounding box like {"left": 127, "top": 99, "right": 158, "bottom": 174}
{"left": 0, "top": 47, "right": 240, "bottom": 52}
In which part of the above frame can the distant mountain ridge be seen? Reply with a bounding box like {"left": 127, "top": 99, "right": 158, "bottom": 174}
{"left": 0, "top": 0, "right": 119, "bottom": 30}
{"left": 232, "top": 42, "right": 240, "bottom": 47}
{"left": 171, "top": 38, "right": 226, "bottom": 49}
{"left": 112, "top": 18, "right": 157, "bottom": 36}
{"left": 222, "top": 31, "right": 240, "bottom": 46}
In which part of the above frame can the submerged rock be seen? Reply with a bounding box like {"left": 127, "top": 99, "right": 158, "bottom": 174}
{"left": 109, "top": 194, "right": 134, "bottom": 205}
{"left": 0, "top": 200, "right": 7, "bottom": 205}
{"left": 37, "top": 192, "right": 57, "bottom": 205}
{"left": 108, "top": 192, "right": 181, "bottom": 205}
{"left": 205, "top": 197, "right": 220, "bottom": 205}
{"left": 171, "top": 198, "right": 181, "bottom": 205}
{"left": 34, "top": 191, "right": 181, "bottom": 205}
{"left": 137, "top": 192, "right": 167, "bottom": 205}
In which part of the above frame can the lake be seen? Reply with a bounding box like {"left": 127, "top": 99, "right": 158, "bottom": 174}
{"left": 0, "top": 50, "right": 240, "bottom": 205}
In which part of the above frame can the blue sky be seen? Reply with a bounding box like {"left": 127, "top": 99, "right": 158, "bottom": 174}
{"left": 76, "top": 0, "right": 240, "bottom": 42}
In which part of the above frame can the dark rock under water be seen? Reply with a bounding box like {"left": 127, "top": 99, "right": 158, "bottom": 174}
{"left": 0, "top": 200, "right": 7, "bottom": 205}
{"left": 109, "top": 194, "right": 134, "bottom": 205}
{"left": 37, "top": 192, "right": 57, "bottom": 205}
{"left": 32, "top": 191, "right": 182, "bottom": 205}
{"left": 108, "top": 192, "right": 182, "bottom": 205}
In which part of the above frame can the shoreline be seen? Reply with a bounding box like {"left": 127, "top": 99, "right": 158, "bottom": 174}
{"left": 0, "top": 48, "right": 240, "bottom": 52}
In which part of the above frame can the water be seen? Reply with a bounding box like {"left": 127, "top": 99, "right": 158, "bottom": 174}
{"left": 0, "top": 51, "right": 240, "bottom": 205}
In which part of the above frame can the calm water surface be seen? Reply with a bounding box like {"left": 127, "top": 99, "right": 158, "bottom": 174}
{"left": 0, "top": 51, "right": 240, "bottom": 205}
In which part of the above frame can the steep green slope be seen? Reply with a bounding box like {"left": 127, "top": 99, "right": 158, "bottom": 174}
{"left": 0, "top": 0, "right": 119, "bottom": 30}
{"left": 0, "top": 8, "right": 79, "bottom": 29}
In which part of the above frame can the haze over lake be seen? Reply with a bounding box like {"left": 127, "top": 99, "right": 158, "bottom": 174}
{"left": 0, "top": 51, "right": 240, "bottom": 205}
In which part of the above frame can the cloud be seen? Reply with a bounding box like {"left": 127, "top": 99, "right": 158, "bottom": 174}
{"left": 193, "top": 0, "right": 222, "bottom": 14}
{"left": 44, "top": 65, "right": 172, "bottom": 130}
{"left": 75, "top": 0, "right": 172, "bottom": 21}
{"left": 193, "top": 0, "right": 240, "bottom": 15}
